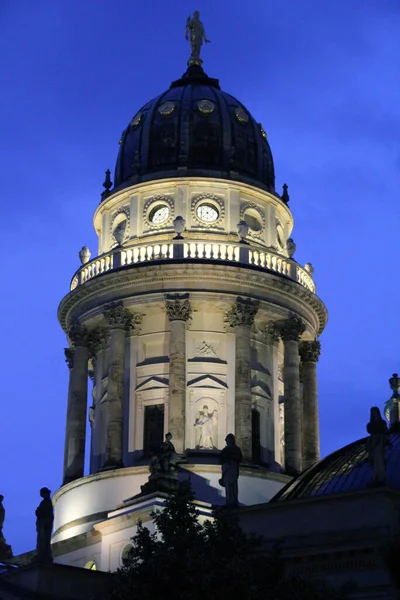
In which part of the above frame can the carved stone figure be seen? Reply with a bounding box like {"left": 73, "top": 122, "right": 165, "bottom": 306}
{"left": 366, "top": 407, "right": 390, "bottom": 486}
{"left": 172, "top": 216, "right": 186, "bottom": 239}
{"left": 304, "top": 262, "right": 314, "bottom": 276}
{"left": 35, "top": 487, "right": 54, "bottom": 564}
{"left": 149, "top": 433, "right": 179, "bottom": 475}
{"left": 194, "top": 406, "right": 218, "bottom": 449}
{"left": 219, "top": 434, "right": 243, "bottom": 506}
{"left": 185, "top": 11, "right": 210, "bottom": 66}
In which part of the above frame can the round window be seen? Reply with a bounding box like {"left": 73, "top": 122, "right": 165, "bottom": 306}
{"left": 121, "top": 544, "right": 133, "bottom": 565}
{"left": 149, "top": 205, "right": 170, "bottom": 224}
{"left": 196, "top": 203, "right": 219, "bottom": 223}
{"left": 244, "top": 213, "right": 262, "bottom": 232}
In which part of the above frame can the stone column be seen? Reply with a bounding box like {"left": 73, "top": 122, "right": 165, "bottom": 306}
{"left": 88, "top": 328, "right": 109, "bottom": 474}
{"left": 102, "top": 305, "right": 133, "bottom": 469}
{"left": 278, "top": 316, "right": 305, "bottom": 475}
{"left": 226, "top": 297, "right": 259, "bottom": 461}
{"left": 63, "top": 325, "right": 89, "bottom": 485}
{"left": 299, "top": 340, "right": 321, "bottom": 469}
{"left": 165, "top": 293, "right": 191, "bottom": 454}
{"left": 265, "top": 323, "right": 281, "bottom": 466}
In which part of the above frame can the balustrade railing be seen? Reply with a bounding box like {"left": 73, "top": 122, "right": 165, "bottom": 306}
{"left": 70, "top": 240, "right": 316, "bottom": 294}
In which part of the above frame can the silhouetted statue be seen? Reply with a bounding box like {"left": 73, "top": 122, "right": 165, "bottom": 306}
{"left": 150, "top": 432, "right": 179, "bottom": 475}
{"left": 219, "top": 434, "right": 243, "bottom": 506}
{"left": 35, "top": 487, "right": 54, "bottom": 563}
{"left": 366, "top": 407, "right": 390, "bottom": 486}
{"left": 185, "top": 11, "right": 210, "bottom": 65}
{"left": 0, "top": 495, "right": 13, "bottom": 560}
{"left": 0, "top": 495, "right": 4, "bottom": 541}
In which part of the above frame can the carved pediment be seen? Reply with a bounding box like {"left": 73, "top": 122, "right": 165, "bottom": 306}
{"left": 136, "top": 376, "right": 169, "bottom": 391}
{"left": 187, "top": 374, "right": 227, "bottom": 389}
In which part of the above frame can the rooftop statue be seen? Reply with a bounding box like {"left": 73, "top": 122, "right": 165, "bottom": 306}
{"left": 34, "top": 487, "right": 54, "bottom": 564}
{"left": 185, "top": 11, "right": 210, "bottom": 66}
{"left": 366, "top": 407, "right": 391, "bottom": 486}
{"left": 219, "top": 434, "right": 243, "bottom": 506}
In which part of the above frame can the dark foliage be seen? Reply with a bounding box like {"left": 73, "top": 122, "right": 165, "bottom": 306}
{"left": 110, "top": 482, "right": 346, "bottom": 600}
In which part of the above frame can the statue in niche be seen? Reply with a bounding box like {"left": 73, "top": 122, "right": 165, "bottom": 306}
{"left": 34, "top": 487, "right": 54, "bottom": 564}
{"left": 219, "top": 434, "right": 243, "bottom": 506}
{"left": 149, "top": 433, "right": 179, "bottom": 475}
{"left": 366, "top": 406, "right": 391, "bottom": 486}
{"left": 194, "top": 405, "right": 218, "bottom": 449}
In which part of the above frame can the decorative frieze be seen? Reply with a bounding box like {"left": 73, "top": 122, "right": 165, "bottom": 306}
{"left": 224, "top": 297, "right": 259, "bottom": 328}
{"left": 299, "top": 340, "right": 321, "bottom": 363}
{"left": 165, "top": 293, "right": 191, "bottom": 322}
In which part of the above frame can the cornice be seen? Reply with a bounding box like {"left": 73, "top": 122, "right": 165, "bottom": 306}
{"left": 58, "top": 262, "right": 327, "bottom": 335}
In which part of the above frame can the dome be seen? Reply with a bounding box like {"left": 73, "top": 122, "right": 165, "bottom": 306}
{"left": 112, "top": 65, "right": 275, "bottom": 195}
{"left": 271, "top": 433, "right": 400, "bottom": 502}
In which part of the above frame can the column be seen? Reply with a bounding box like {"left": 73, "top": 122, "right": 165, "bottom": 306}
{"left": 88, "top": 328, "right": 109, "bottom": 474}
{"left": 226, "top": 297, "right": 259, "bottom": 461}
{"left": 63, "top": 324, "right": 89, "bottom": 485}
{"left": 102, "top": 305, "right": 133, "bottom": 469}
{"left": 278, "top": 315, "right": 305, "bottom": 475}
{"left": 299, "top": 340, "right": 321, "bottom": 469}
{"left": 165, "top": 293, "right": 191, "bottom": 454}
{"left": 125, "top": 313, "right": 142, "bottom": 459}
{"left": 264, "top": 323, "right": 281, "bottom": 466}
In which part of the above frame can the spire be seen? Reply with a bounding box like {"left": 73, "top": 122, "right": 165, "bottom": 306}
{"left": 281, "top": 183, "right": 290, "bottom": 204}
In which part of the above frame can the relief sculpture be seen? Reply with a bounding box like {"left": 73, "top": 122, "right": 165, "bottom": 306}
{"left": 194, "top": 405, "right": 218, "bottom": 449}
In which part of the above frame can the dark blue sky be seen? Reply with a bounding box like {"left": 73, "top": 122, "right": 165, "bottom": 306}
{"left": 1, "top": 0, "right": 399, "bottom": 554}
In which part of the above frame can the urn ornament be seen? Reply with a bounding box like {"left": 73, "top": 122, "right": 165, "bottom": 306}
{"left": 113, "top": 221, "right": 127, "bottom": 245}
{"left": 286, "top": 238, "right": 296, "bottom": 258}
{"left": 304, "top": 262, "right": 315, "bottom": 276}
{"left": 79, "top": 246, "right": 91, "bottom": 265}
{"left": 237, "top": 220, "right": 249, "bottom": 243}
{"left": 173, "top": 216, "right": 186, "bottom": 239}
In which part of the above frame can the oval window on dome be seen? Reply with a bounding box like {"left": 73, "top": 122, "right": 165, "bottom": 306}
{"left": 158, "top": 101, "right": 176, "bottom": 116}
{"left": 196, "top": 203, "right": 219, "bottom": 223}
{"left": 149, "top": 205, "right": 170, "bottom": 224}
{"left": 197, "top": 99, "right": 215, "bottom": 115}
{"left": 234, "top": 107, "right": 249, "bottom": 124}
{"left": 131, "top": 112, "right": 144, "bottom": 127}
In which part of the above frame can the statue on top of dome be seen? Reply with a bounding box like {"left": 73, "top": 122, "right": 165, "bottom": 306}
{"left": 185, "top": 11, "right": 210, "bottom": 66}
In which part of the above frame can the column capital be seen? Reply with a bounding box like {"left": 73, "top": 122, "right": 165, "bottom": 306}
{"left": 299, "top": 340, "right": 321, "bottom": 363}
{"left": 264, "top": 322, "right": 281, "bottom": 346}
{"left": 104, "top": 304, "right": 133, "bottom": 330}
{"left": 88, "top": 328, "right": 110, "bottom": 359}
{"left": 278, "top": 315, "right": 305, "bottom": 342}
{"left": 68, "top": 324, "right": 90, "bottom": 348}
{"left": 224, "top": 297, "right": 259, "bottom": 328}
{"left": 64, "top": 347, "right": 74, "bottom": 369}
{"left": 126, "top": 313, "right": 142, "bottom": 336}
{"left": 165, "top": 293, "right": 191, "bottom": 322}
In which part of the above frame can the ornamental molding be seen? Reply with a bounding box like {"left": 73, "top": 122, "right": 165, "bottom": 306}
{"left": 58, "top": 264, "right": 327, "bottom": 336}
{"left": 240, "top": 201, "right": 265, "bottom": 238}
{"left": 191, "top": 193, "right": 225, "bottom": 228}
{"left": 143, "top": 195, "right": 174, "bottom": 230}
{"left": 110, "top": 206, "right": 130, "bottom": 239}
{"left": 299, "top": 340, "right": 321, "bottom": 363}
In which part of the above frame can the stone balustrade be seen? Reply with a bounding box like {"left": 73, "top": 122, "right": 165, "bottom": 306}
{"left": 70, "top": 240, "right": 316, "bottom": 294}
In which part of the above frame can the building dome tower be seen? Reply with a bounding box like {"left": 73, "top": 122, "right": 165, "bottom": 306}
{"left": 54, "top": 17, "right": 327, "bottom": 568}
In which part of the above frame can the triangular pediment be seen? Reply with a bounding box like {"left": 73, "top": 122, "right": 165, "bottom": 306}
{"left": 251, "top": 382, "right": 272, "bottom": 399}
{"left": 187, "top": 374, "right": 228, "bottom": 389}
{"left": 136, "top": 376, "right": 169, "bottom": 391}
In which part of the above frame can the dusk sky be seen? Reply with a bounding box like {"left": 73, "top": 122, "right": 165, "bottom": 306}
{"left": 1, "top": 0, "right": 399, "bottom": 554}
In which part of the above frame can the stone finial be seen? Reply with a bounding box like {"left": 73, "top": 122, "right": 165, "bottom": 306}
{"left": 79, "top": 246, "right": 91, "bottom": 265}
{"left": 224, "top": 297, "right": 259, "bottom": 328}
{"left": 281, "top": 183, "right": 290, "bottom": 204}
{"left": 286, "top": 238, "right": 296, "bottom": 258}
{"left": 389, "top": 373, "right": 400, "bottom": 396}
{"left": 172, "top": 216, "right": 186, "bottom": 239}
{"left": 68, "top": 324, "right": 89, "bottom": 348}
{"left": 264, "top": 322, "right": 281, "bottom": 346}
{"left": 64, "top": 347, "right": 74, "bottom": 369}
{"left": 277, "top": 315, "right": 306, "bottom": 342}
{"left": 165, "top": 293, "right": 191, "bottom": 322}
{"left": 237, "top": 220, "right": 249, "bottom": 243}
{"left": 304, "top": 262, "right": 315, "bottom": 276}
{"left": 386, "top": 373, "right": 400, "bottom": 426}
{"left": 299, "top": 340, "right": 321, "bottom": 363}
{"left": 101, "top": 169, "right": 112, "bottom": 201}
{"left": 104, "top": 305, "right": 133, "bottom": 330}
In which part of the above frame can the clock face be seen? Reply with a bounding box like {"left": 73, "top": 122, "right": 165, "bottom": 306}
{"left": 197, "top": 99, "right": 215, "bottom": 115}
{"left": 196, "top": 203, "right": 219, "bottom": 223}
{"left": 149, "top": 205, "right": 170, "bottom": 224}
